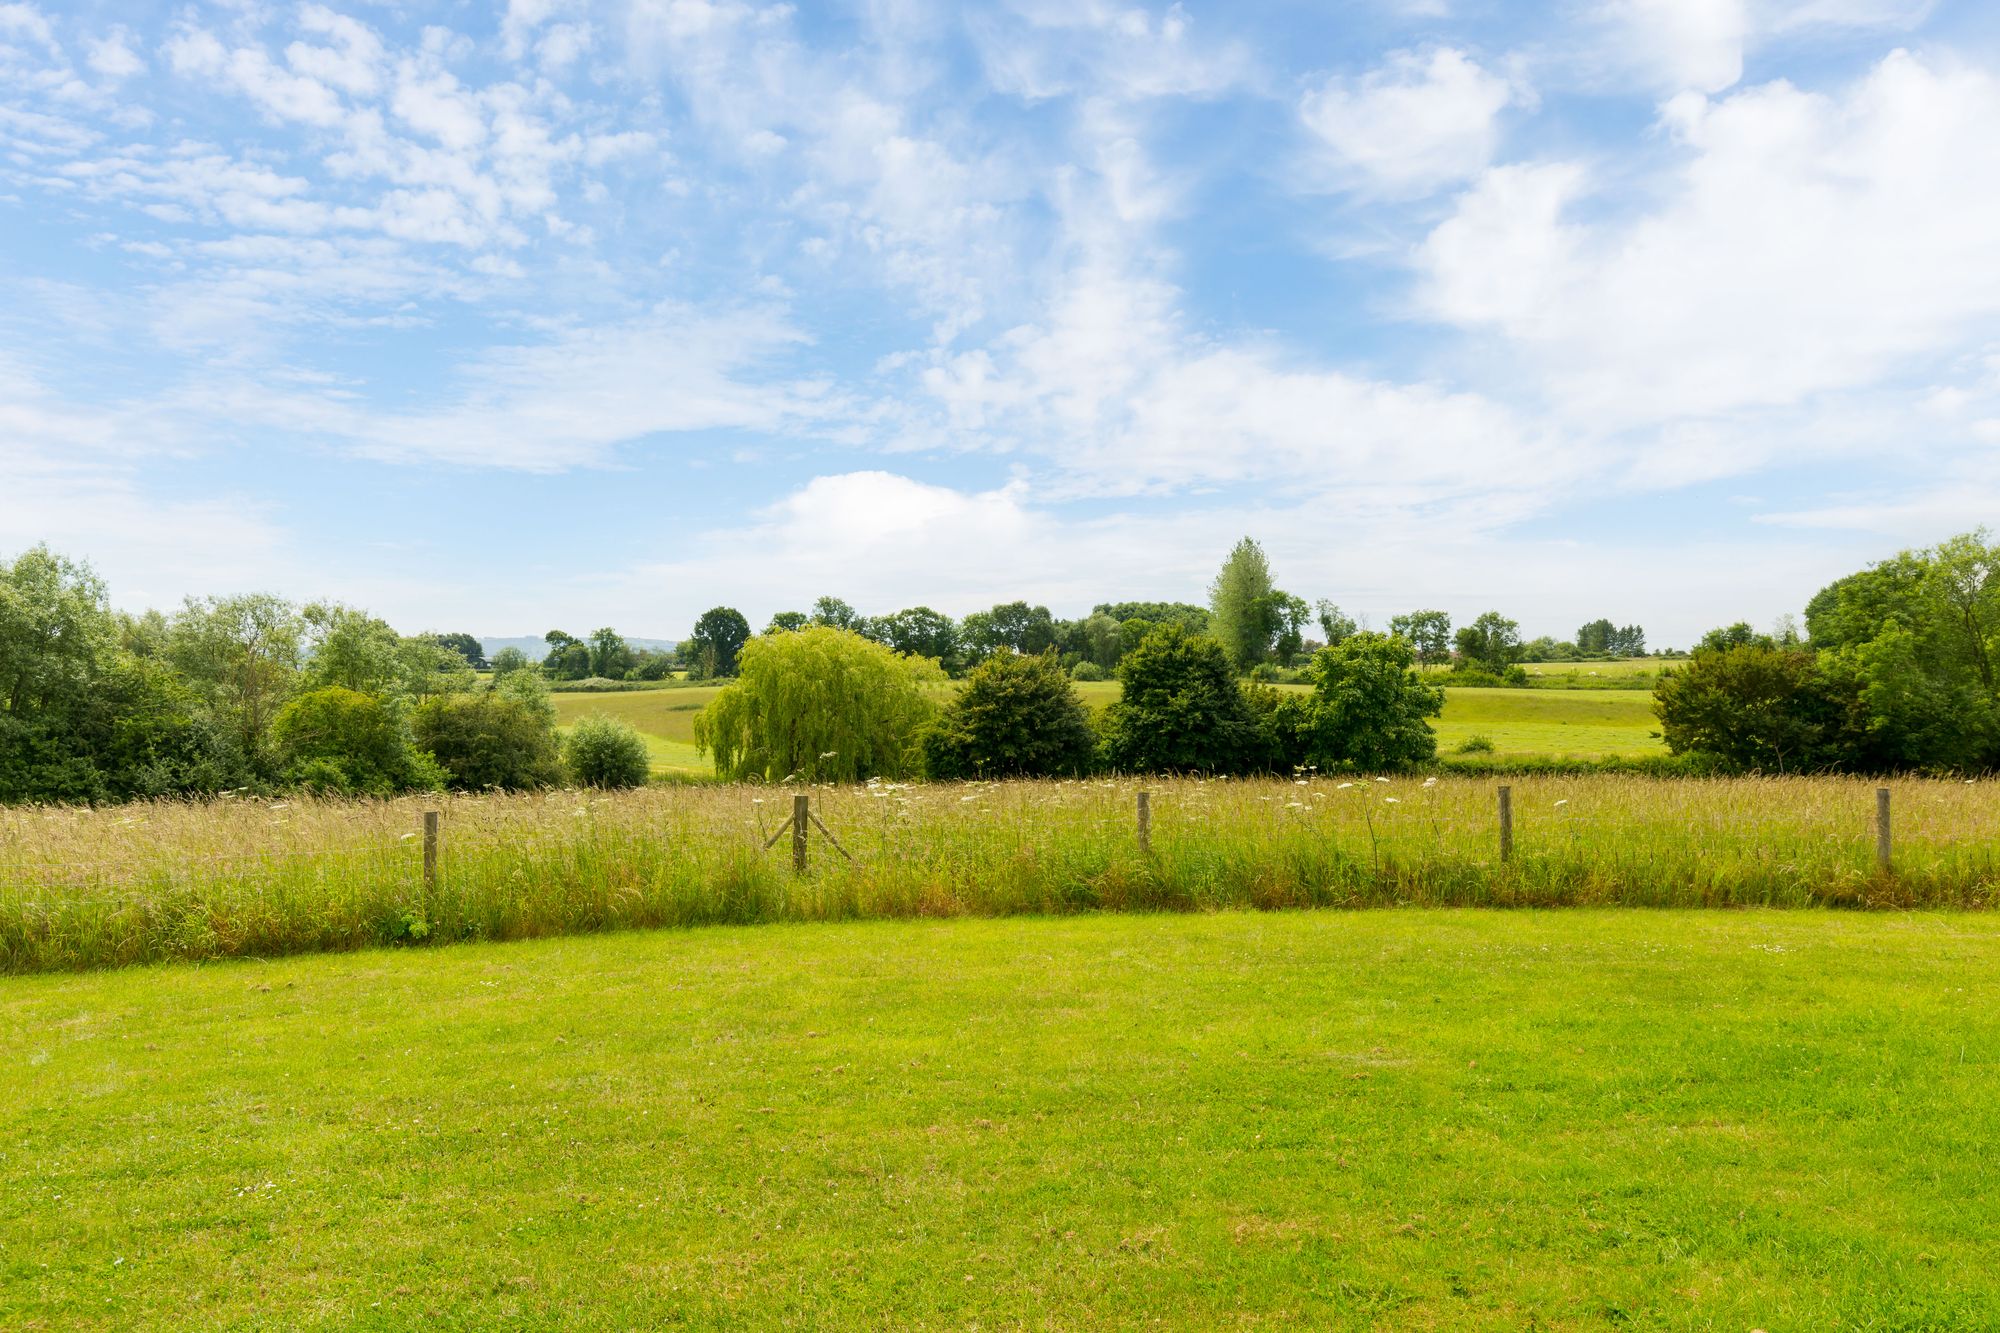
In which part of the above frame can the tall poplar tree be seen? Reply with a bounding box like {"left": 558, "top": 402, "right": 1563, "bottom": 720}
{"left": 1208, "top": 537, "right": 1277, "bottom": 671}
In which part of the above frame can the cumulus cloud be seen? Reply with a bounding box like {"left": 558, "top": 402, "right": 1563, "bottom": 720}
{"left": 1300, "top": 48, "right": 1521, "bottom": 195}
{"left": 1416, "top": 51, "right": 2000, "bottom": 451}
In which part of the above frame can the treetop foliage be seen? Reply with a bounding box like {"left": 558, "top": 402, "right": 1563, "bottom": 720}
{"left": 694, "top": 626, "right": 944, "bottom": 783}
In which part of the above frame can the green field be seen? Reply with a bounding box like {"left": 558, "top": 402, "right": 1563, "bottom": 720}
{"left": 552, "top": 679, "right": 1666, "bottom": 776}
{"left": 1434, "top": 687, "right": 1663, "bottom": 760}
{"left": 5, "top": 910, "right": 1996, "bottom": 1329}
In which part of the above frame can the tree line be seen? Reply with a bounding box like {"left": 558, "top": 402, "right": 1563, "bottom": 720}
{"left": 1656, "top": 531, "right": 2000, "bottom": 773}
{"left": 0, "top": 551, "right": 648, "bottom": 804}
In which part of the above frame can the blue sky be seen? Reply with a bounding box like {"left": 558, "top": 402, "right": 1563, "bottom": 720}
{"left": 5, "top": 0, "right": 2000, "bottom": 646}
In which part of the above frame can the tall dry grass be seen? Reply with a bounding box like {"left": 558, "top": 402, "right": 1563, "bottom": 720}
{"left": 2, "top": 774, "right": 1994, "bottom": 973}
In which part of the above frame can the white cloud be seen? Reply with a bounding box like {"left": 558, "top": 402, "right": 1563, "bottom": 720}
{"left": 1300, "top": 48, "right": 1520, "bottom": 195}
{"left": 83, "top": 29, "right": 144, "bottom": 81}
{"left": 1593, "top": 0, "right": 1935, "bottom": 95}
{"left": 200, "top": 306, "right": 829, "bottom": 470}
{"left": 1417, "top": 51, "right": 2000, "bottom": 445}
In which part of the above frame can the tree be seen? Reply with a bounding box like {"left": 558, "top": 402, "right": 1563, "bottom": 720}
{"left": 1094, "top": 602, "right": 1209, "bottom": 635}
{"left": 1267, "top": 592, "right": 1313, "bottom": 666}
{"left": 588, "top": 627, "right": 633, "bottom": 679}
{"left": 1388, "top": 610, "right": 1452, "bottom": 665}
{"left": 1453, "top": 611, "right": 1522, "bottom": 675}
{"left": 874, "top": 606, "right": 960, "bottom": 671}
{"left": 1209, "top": 537, "right": 1278, "bottom": 670}
{"left": 1315, "top": 600, "right": 1357, "bottom": 647}
{"left": 303, "top": 603, "right": 472, "bottom": 700}
{"left": 563, "top": 715, "right": 652, "bottom": 789}
{"left": 1699, "top": 622, "right": 1770, "bottom": 653}
{"left": 1278, "top": 633, "right": 1443, "bottom": 772}
{"left": 685, "top": 607, "right": 752, "bottom": 680}
{"left": 810, "top": 596, "right": 863, "bottom": 632}
{"left": 765, "top": 611, "right": 809, "bottom": 634}
{"left": 922, "top": 650, "right": 1097, "bottom": 779}
{"left": 165, "top": 593, "right": 305, "bottom": 772}
{"left": 1654, "top": 645, "right": 1838, "bottom": 773}
{"left": 1099, "top": 623, "right": 1267, "bottom": 774}
{"left": 272, "top": 686, "right": 441, "bottom": 796}
{"left": 693, "top": 627, "right": 943, "bottom": 782}
{"left": 490, "top": 646, "right": 531, "bottom": 678}
{"left": 1077, "top": 612, "right": 1123, "bottom": 671}
{"left": 411, "top": 686, "right": 563, "bottom": 790}
{"left": 431, "top": 633, "right": 487, "bottom": 670}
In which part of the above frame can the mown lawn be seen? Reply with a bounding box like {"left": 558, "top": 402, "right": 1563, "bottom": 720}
{"left": 4, "top": 910, "right": 1996, "bottom": 1329}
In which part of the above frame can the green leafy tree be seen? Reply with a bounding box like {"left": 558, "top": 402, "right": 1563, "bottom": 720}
{"left": 1267, "top": 592, "right": 1312, "bottom": 666}
{"left": 431, "top": 633, "right": 487, "bottom": 670}
{"left": 1388, "top": 610, "right": 1452, "bottom": 665}
{"left": 165, "top": 593, "right": 306, "bottom": 772}
{"left": 874, "top": 606, "right": 961, "bottom": 671}
{"left": 1093, "top": 602, "right": 1209, "bottom": 635}
{"left": 563, "top": 715, "right": 652, "bottom": 789}
{"left": 303, "top": 603, "right": 472, "bottom": 700}
{"left": 1699, "top": 622, "right": 1771, "bottom": 652}
{"left": 1278, "top": 633, "right": 1442, "bottom": 772}
{"left": 1099, "top": 623, "right": 1267, "bottom": 774}
{"left": 922, "top": 650, "right": 1097, "bottom": 779}
{"left": 1453, "top": 611, "right": 1523, "bottom": 675}
{"left": 693, "top": 627, "right": 943, "bottom": 782}
{"left": 1315, "top": 600, "right": 1357, "bottom": 647}
{"left": 1654, "top": 645, "right": 1838, "bottom": 773}
{"left": 588, "top": 627, "right": 633, "bottom": 679}
{"left": 1208, "top": 537, "right": 1278, "bottom": 670}
{"left": 410, "top": 686, "right": 563, "bottom": 791}
{"left": 810, "top": 596, "right": 863, "bottom": 631}
{"left": 765, "top": 611, "right": 809, "bottom": 634}
{"left": 490, "top": 646, "right": 531, "bottom": 677}
{"left": 685, "top": 607, "right": 751, "bottom": 680}
{"left": 273, "top": 686, "right": 442, "bottom": 796}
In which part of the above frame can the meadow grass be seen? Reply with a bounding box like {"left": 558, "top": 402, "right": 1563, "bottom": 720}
{"left": 1433, "top": 687, "right": 1664, "bottom": 760}
{"left": 2, "top": 774, "right": 1994, "bottom": 973}
{"left": 3, "top": 909, "right": 1997, "bottom": 1330}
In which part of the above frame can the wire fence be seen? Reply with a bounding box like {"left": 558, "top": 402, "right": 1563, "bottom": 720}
{"left": 2, "top": 776, "right": 1995, "bottom": 972}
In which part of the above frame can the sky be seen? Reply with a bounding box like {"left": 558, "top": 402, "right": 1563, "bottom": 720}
{"left": 4, "top": 0, "right": 2000, "bottom": 648}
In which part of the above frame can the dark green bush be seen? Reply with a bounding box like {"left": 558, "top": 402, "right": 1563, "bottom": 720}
{"left": 924, "top": 650, "right": 1097, "bottom": 779}
{"left": 564, "top": 715, "right": 652, "bottom": 788}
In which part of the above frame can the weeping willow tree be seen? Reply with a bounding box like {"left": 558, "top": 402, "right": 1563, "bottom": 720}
{"left": 693, "top": 626, "right": 945, "bottom": 782}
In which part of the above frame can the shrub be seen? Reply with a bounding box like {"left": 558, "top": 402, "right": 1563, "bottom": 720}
{"left": 1653, "top": 646, "right": 1838, "bottom": 774}
{"left": 694, "top": 627, "right": 944, "bottom": 782}
{"left": 1069, "top": 660, "right": 1106, "bottom": 682}
{"left": 410, "top": 689, "right": 562, "bottom": 791}
{"left": 1279, "top": 633, "right": 1443, "bottom": 772}
{"left": 564, "top": 715, "right": 652, "bottom": 788}
{"left": 1456, "top": 734, "right": 1496, "bottom": 754}
{"left": 271, "top": 686, "right": 440, "bottom": 797}
{"left": 924, "top": 650, "right": 1097, "bottom": 779}
{"left": 1099, "top": 624, "right": 1267, "bottom": 774}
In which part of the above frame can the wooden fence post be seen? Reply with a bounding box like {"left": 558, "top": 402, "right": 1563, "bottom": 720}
{"left": 1498, "top": 785, "right": 1513, "bottom": 864}
{"left": 793, "top": 793, "right": 810, "bottom": 874}
{"left": 422, "top": 809, "right": 439, "bottom": 893}
{"left": 1876, "top": 787, "right": 1892, "bottom": 874}
{"left": 1136, "top": 789, "right": 1152, "bottom": 857}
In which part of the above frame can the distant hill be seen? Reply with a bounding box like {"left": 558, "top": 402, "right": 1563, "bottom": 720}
{"left": 481, "top": 635, "right": 678, "bottom": 663}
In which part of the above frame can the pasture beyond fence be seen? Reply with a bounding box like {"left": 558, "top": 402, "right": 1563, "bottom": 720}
{"left": 0, "top": 775, "right": 1993, "bottom": 973}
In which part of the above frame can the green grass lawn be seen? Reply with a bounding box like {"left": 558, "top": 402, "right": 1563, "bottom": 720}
{"left": 4, "top": 910, "right": 1997, "bottom": 1329}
